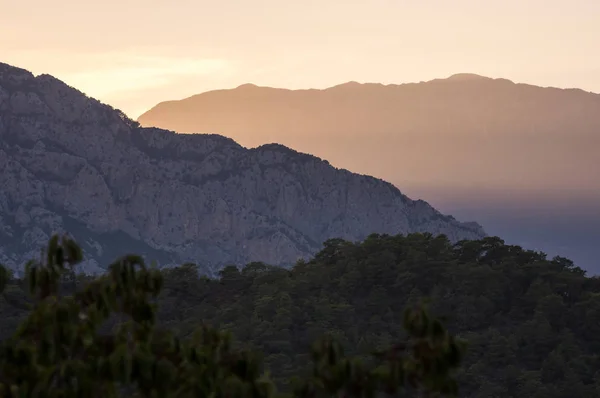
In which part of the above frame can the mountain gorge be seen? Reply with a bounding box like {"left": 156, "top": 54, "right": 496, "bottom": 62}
{"left": 0, "top": 62, "right": 485, "bottom": 276}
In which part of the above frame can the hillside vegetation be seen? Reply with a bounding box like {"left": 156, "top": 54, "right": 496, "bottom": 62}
{"left": 1, "top": 233, "right": 599, "bottom": 397}
{"left": 0, "top": 235, "right": 464, "bottom": 397}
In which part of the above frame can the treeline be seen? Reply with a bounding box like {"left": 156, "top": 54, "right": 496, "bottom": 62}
{"left": 0, "top": 235, "right": 464, "bottom": 397}
{"left": 1, "top": 233, "right": 600, "bottom": 397}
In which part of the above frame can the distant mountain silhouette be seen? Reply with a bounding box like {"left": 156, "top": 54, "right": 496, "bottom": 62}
{"left": 138, "top": 74, "right": 600, "bottom": 196}
{"left": 138, "top": 75, "right": 600, "bottom": 271}
{"left": 444, "top": 73, "right": 492, "bottom": 81}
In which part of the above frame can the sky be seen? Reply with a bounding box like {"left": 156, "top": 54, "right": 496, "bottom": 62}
{"left": 1, "top": 0, "right": 599, "bottom": 118}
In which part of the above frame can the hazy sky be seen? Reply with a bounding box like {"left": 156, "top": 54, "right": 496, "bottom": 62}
{"left": 2, "top": 0, "right": 599, "bottom": 117}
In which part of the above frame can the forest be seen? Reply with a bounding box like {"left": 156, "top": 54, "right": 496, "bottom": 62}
{"left": 1, "top": 233, "right": 599, "bottom": 397}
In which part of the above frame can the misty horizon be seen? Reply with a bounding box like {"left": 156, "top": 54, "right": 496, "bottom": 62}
{"left": 2, "top": 0, "right": 600, "bottom": 271}
{"left": 4, "top": 0, "right": 600, "bottom": 118}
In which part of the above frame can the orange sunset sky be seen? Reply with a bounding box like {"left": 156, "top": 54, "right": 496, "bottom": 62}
{"left": 1, "top": 0, "right": 599, "bottom": 118}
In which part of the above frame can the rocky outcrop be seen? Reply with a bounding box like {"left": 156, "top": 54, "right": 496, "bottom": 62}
{"left": 0, "top": 62, "right": 485, "bottom": 276}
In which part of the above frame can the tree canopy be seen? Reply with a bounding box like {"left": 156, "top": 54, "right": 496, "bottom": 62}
{"left": 1, "top": 232, "right": 599, "bottom": 397}
{"left": 0, "top": 234, "right": 465, "bottom": 397}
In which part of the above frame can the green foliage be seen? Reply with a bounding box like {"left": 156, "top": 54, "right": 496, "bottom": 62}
{"left": 3, "top": 232, "right": 599, "bottom": 396}
{"left": 151, "top": 233, "right": 600, "bottom": 397}
{"left": 0, "top": 235, "right": 465, "bottom": 397}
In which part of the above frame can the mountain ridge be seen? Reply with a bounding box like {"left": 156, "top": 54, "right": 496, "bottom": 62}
{"left": 140, "top": 73, "right": 599, "bottom": 115}
{"left": 136, "top": 70, "right": 600, "bottom": 272}
{"left": 0, "top": 61, "right": 485, "bottom": 277}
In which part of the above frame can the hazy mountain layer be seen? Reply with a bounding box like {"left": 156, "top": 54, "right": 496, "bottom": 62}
{"left": 138, "top": 75, "right": 600, "bottom": 271}
{"left": 0, "top": 62, "right": 484, "bottom": 276}
{"left": 138, "top": 74, "right": 600, "bottom": 195}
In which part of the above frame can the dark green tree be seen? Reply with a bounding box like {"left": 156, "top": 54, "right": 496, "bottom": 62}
{"left": 0, "top": 235, "right": 465, "bottom": 397}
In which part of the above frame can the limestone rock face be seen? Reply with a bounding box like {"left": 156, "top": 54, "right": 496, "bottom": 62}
{"left": 0, "top": 62, "right": 485, "bottom": 276}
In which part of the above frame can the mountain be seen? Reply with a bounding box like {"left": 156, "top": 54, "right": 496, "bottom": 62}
{"left": 138, "top": 74, "right": 600, "bottom": 195}
{"left": 0, "top": 62, "right": 485, "bottom": 276}
{"left": 137, "top": 75, "right": 600, "bottom": 272}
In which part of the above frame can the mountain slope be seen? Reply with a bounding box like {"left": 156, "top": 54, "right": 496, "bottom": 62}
{"left": 0, "top": 62, "right": 485, "bottom": 276}
{"left": 137, "top": 75, "right": 600, "bottom": 272}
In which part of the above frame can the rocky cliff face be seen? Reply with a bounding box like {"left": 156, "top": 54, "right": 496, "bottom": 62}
{"left": 0, "top": 62, "right": 485, "bottom": 276}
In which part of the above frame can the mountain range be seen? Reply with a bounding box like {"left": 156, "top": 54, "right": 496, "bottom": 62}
{"left": 138, "top": 74, "right": 600, "bottom": 272}
{"left": 0, "top": 62, "right": 485, "bottom": 276}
